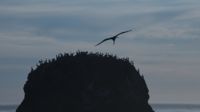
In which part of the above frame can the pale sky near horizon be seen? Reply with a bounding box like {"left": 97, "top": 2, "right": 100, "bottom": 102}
{"left": 0, "top": 0, "right": 200, "bottom": 105}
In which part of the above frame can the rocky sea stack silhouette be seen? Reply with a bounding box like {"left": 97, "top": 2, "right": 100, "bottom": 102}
{"left": 17, "top": 51, "right": 154, "bottom": 112}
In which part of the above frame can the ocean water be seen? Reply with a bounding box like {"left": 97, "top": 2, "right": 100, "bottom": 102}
{"left": 0, "top": 104, "right": 200, "bottom": 112}
{"left": 152, "top": 104, "right": 200, "bottom": 112}
{"left": 0, "top": 105, "right": 17, "bottom": 112}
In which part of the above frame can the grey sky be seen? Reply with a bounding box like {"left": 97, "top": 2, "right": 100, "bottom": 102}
{"left": 0, "top": 0, "right": 200, "bottom": 104}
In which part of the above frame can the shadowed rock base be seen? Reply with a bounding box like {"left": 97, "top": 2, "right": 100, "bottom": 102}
{"left": 17, "top": 52, "right": 154, "bottom": 112}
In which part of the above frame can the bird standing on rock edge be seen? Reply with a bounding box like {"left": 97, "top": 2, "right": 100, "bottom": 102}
{"left": 95, "top": 29, "right": 134, "bottom": 46}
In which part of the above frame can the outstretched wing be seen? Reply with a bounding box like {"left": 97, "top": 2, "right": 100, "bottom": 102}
{"left": 115, "top": 29, "right": 133, "bottom": 37}
{"left": 95, "top": 38, "right": 112, "bottom": 46}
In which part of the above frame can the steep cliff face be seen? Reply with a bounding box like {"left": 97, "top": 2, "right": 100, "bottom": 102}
{"left": 17, "top": 52, "right": 154, "bottom": 112}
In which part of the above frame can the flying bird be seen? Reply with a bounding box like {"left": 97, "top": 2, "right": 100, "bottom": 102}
{"left": 95, "top": 29, "right": 133, "bottom": 46}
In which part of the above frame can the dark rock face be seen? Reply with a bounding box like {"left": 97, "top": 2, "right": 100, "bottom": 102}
{"left": 17, "top": 52, "right": 154, "bottom": 112}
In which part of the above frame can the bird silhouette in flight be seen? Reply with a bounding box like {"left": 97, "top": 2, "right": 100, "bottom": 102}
{"left": 95, "top": 29, "right": 133, "bottom": 46}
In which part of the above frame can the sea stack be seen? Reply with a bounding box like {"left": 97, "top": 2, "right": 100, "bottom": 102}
{"left": 16, "top": 51, "right": 154, "bottom": 112}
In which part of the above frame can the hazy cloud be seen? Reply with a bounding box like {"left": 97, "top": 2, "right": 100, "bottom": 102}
{"left": 0, "top": 0, "right": 200, "bottom": 104}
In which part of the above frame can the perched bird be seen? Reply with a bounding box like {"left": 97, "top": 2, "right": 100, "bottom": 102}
{"left": 95, "top": 29, "right": 133, "bottom": 46}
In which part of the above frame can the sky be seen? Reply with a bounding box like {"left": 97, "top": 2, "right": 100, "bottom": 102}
{"left": 0, "top": 0, "right": 200, "bottom": 105}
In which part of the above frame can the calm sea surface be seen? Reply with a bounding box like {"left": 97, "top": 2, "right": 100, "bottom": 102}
{"left": 0, "top": 104, "right": 200, "bottom": 112}
{"left": 152, "top": 104, "right": 200, "bottom": 112}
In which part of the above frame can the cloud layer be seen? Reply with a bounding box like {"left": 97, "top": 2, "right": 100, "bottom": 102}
{"left": 0, "top": 0, "right": 200, "bottom": 104}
